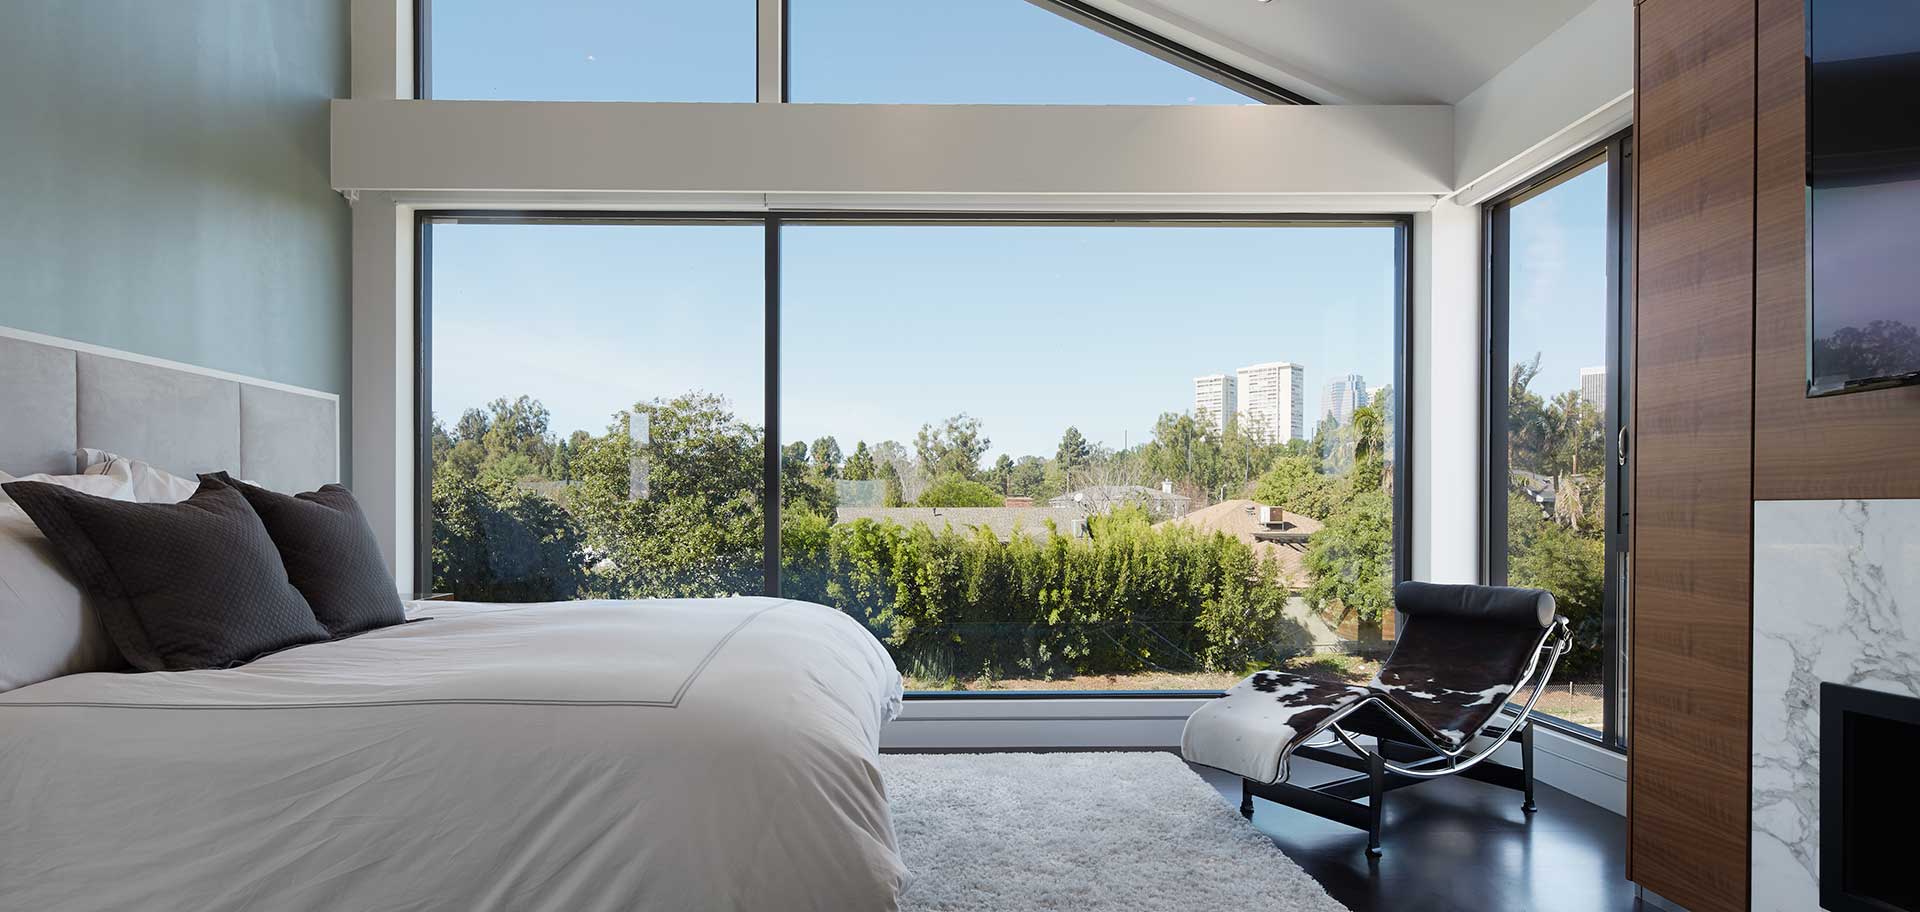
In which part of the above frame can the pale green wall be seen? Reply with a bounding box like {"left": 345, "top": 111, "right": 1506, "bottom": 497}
{"left": 0, "top": 1, "right": 350, "bottom": 474}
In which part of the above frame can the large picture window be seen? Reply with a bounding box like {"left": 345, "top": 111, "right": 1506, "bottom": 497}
{"left": 420, "top": 214, "right": 1409, "bottom": 697}
{"left": 1486, "top": 135, "right": 1632, "bottom": 744}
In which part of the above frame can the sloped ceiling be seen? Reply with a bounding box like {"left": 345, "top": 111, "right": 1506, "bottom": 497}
{"left": 1087, "top": 0, "right": 1602, "bottom": 104}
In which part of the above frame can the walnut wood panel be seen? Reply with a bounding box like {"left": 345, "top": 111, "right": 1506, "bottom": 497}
{"left": 1752, "top": 0, "right": 1920, "bottom": 500}
{"left": 1630, "top": 1, "right": 1755, "bottom": 910}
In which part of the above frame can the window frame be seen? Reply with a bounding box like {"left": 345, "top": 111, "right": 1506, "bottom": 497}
{"left": 412, "top": 0, "right": 1312, "bottom": 105}
{"left": 1481, "top": 131, "right": 1633, "bottom": 750}
{"left": 414, "top": 210, "right": 1414, "bottom": 701}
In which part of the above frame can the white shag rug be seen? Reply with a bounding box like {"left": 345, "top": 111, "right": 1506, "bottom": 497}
{"left": 880, "top": 751, "right": 1349, "bottom": 912}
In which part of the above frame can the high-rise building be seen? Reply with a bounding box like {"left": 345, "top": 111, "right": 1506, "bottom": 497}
{"left": 1192, "top": 373, "right": 1236, "bottom": 435}
{"left": 1319, "top": 373, "right": 1369, "bottom": 427}
{"left": 1580, "top": 366, "right": 1608, "bottom": 412}
{"left": 1235, "top": 361, "right": 1305, "bottom": 442}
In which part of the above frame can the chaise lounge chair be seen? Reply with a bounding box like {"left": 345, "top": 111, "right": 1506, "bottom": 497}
{"left": 1181, "top": 581, "right": 1573, "bottom": 855}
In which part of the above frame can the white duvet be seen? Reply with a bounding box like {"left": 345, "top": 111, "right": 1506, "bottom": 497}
{"left": 0, "top": 597, "right": 907, "bottom": 912}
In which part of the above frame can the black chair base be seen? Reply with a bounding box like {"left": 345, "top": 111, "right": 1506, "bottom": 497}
{"left": 1237, "top": 718, "right": 1538, "bottom": 855}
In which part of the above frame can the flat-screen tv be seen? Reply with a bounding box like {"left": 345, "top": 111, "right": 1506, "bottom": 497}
{"left": 1807, "top": 0, "right": 1920, "bottom": 396}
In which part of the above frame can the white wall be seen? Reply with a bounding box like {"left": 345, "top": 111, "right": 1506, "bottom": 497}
{"left": 1411, "top": 198, "right": 1483, "bottom": 583}
{"left": 1451, "top": 0, "right": 1632, "bottom": 204}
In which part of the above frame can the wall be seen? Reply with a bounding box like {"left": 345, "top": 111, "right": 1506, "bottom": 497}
{"left": 1453, "top": 0, "right": 1634, "bottom": 204}
{"left": 1629, "top": 1, "right": 1757, "bottom": 910}
{"left": 1410, "top": 198, "right": 1482, "bottom": 585}
{"left": 0, "top": 0, "right": 351, "bottom": 476}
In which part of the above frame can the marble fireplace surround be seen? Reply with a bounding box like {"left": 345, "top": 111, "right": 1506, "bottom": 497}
{"left": 1751, "top": 499, "right": 1920, "bottom": 912}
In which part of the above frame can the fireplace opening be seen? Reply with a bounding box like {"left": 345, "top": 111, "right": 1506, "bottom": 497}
{"left": 1822, "top": 683, "right": 1920, "bottom": 912}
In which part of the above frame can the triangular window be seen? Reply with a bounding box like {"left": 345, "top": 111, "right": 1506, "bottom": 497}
{"left": 787, "top": 0, "right": 1268, "bottom": 105}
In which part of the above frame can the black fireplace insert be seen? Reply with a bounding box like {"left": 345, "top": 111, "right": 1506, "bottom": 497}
{"left": 1822, "top": 682, "right": 1920, "bottom": 912}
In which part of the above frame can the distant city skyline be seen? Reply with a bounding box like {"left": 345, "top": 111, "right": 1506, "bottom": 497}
{"left": 1320, "top": 373, "right": 1370, "bottom": 427}
{"left": 1235, "top": 362, "right": 1307, "bottom": 443}
{"left": 1192, "top": 373, "right": 1236, "bottom": 436}
{"left": 1580, "top": 366, "right": 1608, "bottom": 411}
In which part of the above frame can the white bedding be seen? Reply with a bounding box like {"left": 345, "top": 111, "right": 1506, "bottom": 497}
{"left": 0, "top": 597, "right": 907, "bottom": 912}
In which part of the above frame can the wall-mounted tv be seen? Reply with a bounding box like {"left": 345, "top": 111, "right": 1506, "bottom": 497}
{"left": 1807, "top": 0, "right": 1920, "bottom": 396}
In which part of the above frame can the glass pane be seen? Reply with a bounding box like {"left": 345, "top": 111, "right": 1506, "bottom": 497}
{"left": 779, "top": 223, "right": 1399, "bottom": 692}
{"left": 427, "top": 0, "right": 756, "bottom": 102}
{"left": 427, "top": 222, "right": 765, "bottom": 600}
{"left": 788, "top": 0, "right": 1257, "bottom": 105}
{"left": 1502, "top": 159, "right": 1609, "bottom": 729}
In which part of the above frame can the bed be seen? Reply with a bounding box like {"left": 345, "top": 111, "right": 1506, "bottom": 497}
{"left": 0, "top": 597, "right": 906, "bottom": 911}
{"left": 0, "top": 331, "right": 908, "bottom": 911}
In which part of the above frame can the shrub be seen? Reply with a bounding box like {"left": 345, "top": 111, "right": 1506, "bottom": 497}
{"left": 916, "top": 475, "right": 1004, "bottom": 507}
{"left": 812, "top": 508, "right": 1297, "bottom": 681}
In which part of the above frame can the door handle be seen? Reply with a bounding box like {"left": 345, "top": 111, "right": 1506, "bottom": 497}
{"left": 1617, "top": 427, "right": 1629, "bottom": 467}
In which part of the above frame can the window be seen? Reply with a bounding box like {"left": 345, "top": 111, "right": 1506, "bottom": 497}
{"left": 786, "top": 0, "right": 1262, "bottom": 105}
{"left": 1486, "top": 135, "right": 1632, "bottom": 744}
{"left": 422, "top": 1, "right": 756, "bottom": 102}
{"left": 419, "top": 214, "right": 1409, "bottom": 697}
{"left": 417, "top": 0, "right": 1296, "bottom": 105}
{"left": 424, "top": 220, "right": 766, "bottom": 599}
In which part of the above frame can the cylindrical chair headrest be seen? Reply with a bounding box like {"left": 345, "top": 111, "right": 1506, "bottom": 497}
{"left": 1393, "top": 581, "right": 1557, "bottom": 629}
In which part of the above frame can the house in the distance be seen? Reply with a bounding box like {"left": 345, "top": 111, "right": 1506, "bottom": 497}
{"left": 1155, "top": 499, "right": 1321, "bottom": 589}
{"left": 835, "top": 506, "right": 1087, "bottom": 541}
{"left": 1048, "top": 483, "right": 1191, "bottom": 519}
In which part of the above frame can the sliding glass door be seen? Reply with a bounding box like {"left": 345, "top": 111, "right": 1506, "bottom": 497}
{"left": 1486, "top": 135, "right": 1632, "bottom": 745}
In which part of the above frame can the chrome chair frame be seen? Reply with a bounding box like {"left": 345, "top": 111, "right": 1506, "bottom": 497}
{"left": 1236, "top": 617, "right": 1574, "bottom": 855}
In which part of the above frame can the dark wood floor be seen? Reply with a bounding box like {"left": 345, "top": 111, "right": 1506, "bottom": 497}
{"left": 1191, "top": 757, "right": 1647, "bottom": 912}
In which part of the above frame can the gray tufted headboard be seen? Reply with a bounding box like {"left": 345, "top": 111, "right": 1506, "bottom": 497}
{"left": 0, "top": 328, "right": 339, "bottom": 492}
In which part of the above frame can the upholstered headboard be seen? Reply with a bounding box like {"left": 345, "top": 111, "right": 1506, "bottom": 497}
{"left": 0, "top": 328, "right": 339, "bottom": 492}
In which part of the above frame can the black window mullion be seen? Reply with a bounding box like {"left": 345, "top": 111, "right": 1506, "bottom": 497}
{"left": 763, "top": 218, "right": 782, "bottom": 597}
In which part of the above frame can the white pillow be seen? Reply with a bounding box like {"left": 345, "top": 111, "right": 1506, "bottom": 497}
{"left": 78, "top": 449, "right": 204, "bottom": 503}
{"left": 0, "top": 468, "right": 136, "bottom": 691}
{"left": 0, "top": 462, "right": 137, "bottom": 505}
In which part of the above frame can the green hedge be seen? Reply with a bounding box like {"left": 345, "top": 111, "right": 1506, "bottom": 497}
{"left": 782, "top": 507, "right": 1302, "bottom": 685}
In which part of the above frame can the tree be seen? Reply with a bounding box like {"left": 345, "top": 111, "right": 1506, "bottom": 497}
{"left": 1253, "top": 456, "right": 1326, "bottom": 515}
{"left": 842, "top": 441, "right": 878, "bottom": 481}
{"left": 879, "top": 461, "right": 907, "bottom": 508}
{"left": 915, "top": 414, "right": 990, "bottom": 481}
{"left": 1008, "top": 456, "right": 1050, "bottom": 499}
{"left": 567, "top": 393, "right": 765, "bottom": 598}
{"left": 1302, "top": 488, "right": 1394, "bottom": 641}
{"left": 809, "top": 436, "right": 843, "bottom": 479}
{"left": 989, "top": 454, "right": 1015, "bottom": 495}
{"left": 1055, "top": 426, "right": 1092, "bottom": 477}
{"left": 917, "top": 475, "right": 1004, "bottom": 507}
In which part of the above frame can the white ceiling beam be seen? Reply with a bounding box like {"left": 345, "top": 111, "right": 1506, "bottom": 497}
{"left": 333, "top": 100, "right": 1452, "bottom": 198}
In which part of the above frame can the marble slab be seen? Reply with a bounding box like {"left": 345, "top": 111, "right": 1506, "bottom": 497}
{"left": 1751, "top": 499, "right": 1920, "bottom": 912}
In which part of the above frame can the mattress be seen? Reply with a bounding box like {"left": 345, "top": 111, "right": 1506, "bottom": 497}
{"left": 0, "top": 597, "right": 906, "bottom": 912}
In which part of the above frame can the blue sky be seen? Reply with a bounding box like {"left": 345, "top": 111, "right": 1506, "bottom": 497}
{"left": 429, "top": 0, "right": 1253, "bottom": 105}
{"left": 1507, "top": 162, "right": 1611, "bottom": 402}
{"left": 431, "top": 223, "right": 1397, "bottom": 460}
{"left": 427, "top": 1, "right": 1610, "bottom": 460}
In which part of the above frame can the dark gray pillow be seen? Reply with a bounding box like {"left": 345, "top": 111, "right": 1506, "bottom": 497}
{"left": 202, "top": 473, "right": 405, "bottom": 638}
{"left": 1, "top": 476, "right": 329, "bottom": 672}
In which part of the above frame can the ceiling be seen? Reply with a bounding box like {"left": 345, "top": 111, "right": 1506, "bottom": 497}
{"left": 1092, "top": 0, "right": 1602, "bottom": 105}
